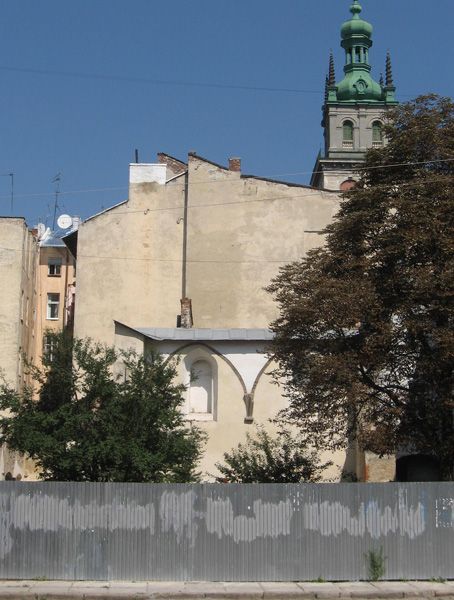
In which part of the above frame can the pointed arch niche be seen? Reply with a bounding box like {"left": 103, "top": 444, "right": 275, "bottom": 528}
{"left": 166, "top": 340, "right": 271, "bottom": 424}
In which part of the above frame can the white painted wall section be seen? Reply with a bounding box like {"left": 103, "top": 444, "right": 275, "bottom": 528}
{"left": 129, "top": 163, "right": 167, "bottom": 185}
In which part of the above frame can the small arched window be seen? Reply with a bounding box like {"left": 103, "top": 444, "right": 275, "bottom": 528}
{"left": 372, "top": 121, "right": 383, "bottom": 145}
{"left": 343, "top": 120, "right": 354, "bottom": 147}
{"left": 189, "top": 360, "right": 212, "bottom": 414}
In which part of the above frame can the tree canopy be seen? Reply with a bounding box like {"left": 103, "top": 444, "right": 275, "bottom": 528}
{"left": 268, "top": 95, "right": 454, "bottom": 480}
{"left": 215, "top": 426, "right": 330, "bottom": 483}
{"left": 0, "top": 333, "right": 205, "bottom": 482}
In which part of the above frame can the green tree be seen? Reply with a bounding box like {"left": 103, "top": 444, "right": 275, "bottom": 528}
{"left": 215, "top": 426, "right": 330, "bottom": 483}
{"left": 0, "top": 332, "right": 205, "bottom": 482}
{"left": 268, "top": 95, "right": 454, "bottom": 480}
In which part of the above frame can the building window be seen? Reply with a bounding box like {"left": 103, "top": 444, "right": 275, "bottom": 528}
{"left": 43, "top": 335, "right": 56, "bottom": 362}
{"left": 189, "top": 360, "right": 213, "bottom": 415}
{"left": 342, "top": 120, "right": 354, "bottom": 148}
{"left": 48, "top": 257, "right": 62, "bottom": 277}
{"left": 46, "top": 293, "right": 60, "bottom": 320}
{"left": 372, "top": 121, "right": 383, "bottom": 147}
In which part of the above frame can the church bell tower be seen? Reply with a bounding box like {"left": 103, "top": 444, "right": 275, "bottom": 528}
{"left": 311, "top": 0, "right": 398, "bottom": 190}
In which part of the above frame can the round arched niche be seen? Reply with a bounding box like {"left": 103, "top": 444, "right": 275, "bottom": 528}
{"left": 189, "top": 359, "right": 213, "bottom": 414}
{"left": 340, "top": 178, "right": 357, "bottom": 191}
{"left": 181, "top": 347, "right": 219, "bottom": 421}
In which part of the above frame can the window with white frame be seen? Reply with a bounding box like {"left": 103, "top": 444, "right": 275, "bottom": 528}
{"left": 43, "top": 335, "right": 56, "bottom": 362}
{"left": 46, "top": 293, "right": 60, "bottom": 320}
{"left": 48, "top": 257, "right": 62, "bottom": 277}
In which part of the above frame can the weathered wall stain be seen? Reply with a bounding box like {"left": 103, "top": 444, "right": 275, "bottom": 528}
{"left": 0, "top": 489, "right": 426, "bottom": 540}
{"left": 205, "top": 498, "right": 293, "bottom": 542}
{"left": 159, "top": 490, "right": 198, "bottom": 544}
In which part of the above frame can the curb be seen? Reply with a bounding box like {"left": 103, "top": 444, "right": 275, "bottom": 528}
{"left": 0, "top": 582, "right": 453, "bottom": 600}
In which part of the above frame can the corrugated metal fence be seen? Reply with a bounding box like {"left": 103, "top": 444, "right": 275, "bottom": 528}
{"left": 0, "top": 482, "right": 453, "bottom": 581}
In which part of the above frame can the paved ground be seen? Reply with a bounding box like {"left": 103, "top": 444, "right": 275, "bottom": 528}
{"left": 0, "top": 580, "right": 453, "bottom": 599}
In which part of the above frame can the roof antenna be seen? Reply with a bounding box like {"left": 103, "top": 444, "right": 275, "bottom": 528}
{"left": 52, "top": 172, "right": 61, "bottom": 230}
{"left": 9, "top": 173, "right": 14, "bottom": 215}
{"left": 135, "top": 149, "right": 139, "bottom": 163}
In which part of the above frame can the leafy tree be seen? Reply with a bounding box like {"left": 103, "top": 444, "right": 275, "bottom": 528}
{"left": 215, "top": 426, "right": 330, "bottom": 483}
{"left": 268, "top": 95, "right": 454, "bottom": 480}
{"left": 0, "top": 332, "right": 205, "bottom": 482}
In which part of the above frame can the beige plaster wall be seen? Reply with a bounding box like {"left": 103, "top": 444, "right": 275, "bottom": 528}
{"left": 74, "top": 176, "right": 185, "bottom": 345}
{"left": 75, "top": 155, "right": 344, "bottom": 480}
{"left": 0, "top": 218, "right": 37, "bottom": 389}
{"left": 75, "top": 156, "right": 340, "bottom": 343}
{"left": 0, "top": 218, "right": 38, "bottom": 480}
{"left": 185, "top": 156, "right": 340, "bottom": 328}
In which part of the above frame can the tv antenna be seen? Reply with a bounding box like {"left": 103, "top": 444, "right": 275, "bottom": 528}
{"left": 52, "top": 172, "right": 61, "bottom": 230}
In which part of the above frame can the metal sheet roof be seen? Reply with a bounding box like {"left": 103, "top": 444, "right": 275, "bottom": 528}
{"left": 40, "top": 235, "right": 66, "bottom": 247}
{"left": 134, "top": 327, "right": 274, "bottom": 342}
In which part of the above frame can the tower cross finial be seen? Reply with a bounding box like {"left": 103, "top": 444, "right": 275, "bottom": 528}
{"left": 350, "top": 0, "right": 362, "bottom": 18}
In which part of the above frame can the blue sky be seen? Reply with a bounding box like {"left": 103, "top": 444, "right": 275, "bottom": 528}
{"left": 1, "top": 0, "right": 453, "bottom": 227}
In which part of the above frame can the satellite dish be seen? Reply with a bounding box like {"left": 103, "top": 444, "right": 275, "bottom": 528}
{"left": 37, "top": 223, "right": 46, "bottom": 239}
{"left": 57, "top": 214, "right": 73, "bottom": 230}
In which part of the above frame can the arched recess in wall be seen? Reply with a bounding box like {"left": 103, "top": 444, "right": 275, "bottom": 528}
{"left": 167, "top": 342, "right": 248, "bottom": 420}
{"left": 340, "top": 178, "right": 357, "bottom": 192}
{"left": 183, "top": 350, "right": 217, "bottom": 420}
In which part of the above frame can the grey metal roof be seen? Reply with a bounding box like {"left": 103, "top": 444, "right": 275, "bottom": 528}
{"left": 40, "top": 235, "right": 66, "bottom": 247}
{"left": 134, "top": 327, "right": 274, "bottom": 342}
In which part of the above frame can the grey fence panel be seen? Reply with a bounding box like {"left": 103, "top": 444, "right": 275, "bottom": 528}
{"left": 0, "top": 482, "right": 453, "bottom": 581}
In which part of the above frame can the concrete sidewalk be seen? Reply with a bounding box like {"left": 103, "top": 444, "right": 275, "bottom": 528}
{"left": 0, "top": 580, "right": 453, "bottom": 600}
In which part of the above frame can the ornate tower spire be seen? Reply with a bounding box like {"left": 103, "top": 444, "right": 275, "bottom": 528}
{"left": 334, "top": 0, "right": 384, "bottom": 102}
{"left": 385, "top": 51, "right": 394, "bottom": 86}
{"left": 311, "top": 0, "right": 399, "bottom": 190}
{"left": 328, "top": 50, "right": 336, "bottom": 85}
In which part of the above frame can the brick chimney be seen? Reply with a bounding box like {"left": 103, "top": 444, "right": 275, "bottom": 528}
{"left": 228, "top": 157, "right": 241, "bottom": 172}
{"left": 180, "top": 297, "right": 193, "bottom": 328}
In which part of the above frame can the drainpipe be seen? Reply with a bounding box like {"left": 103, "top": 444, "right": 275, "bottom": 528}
{"left": 181, "top": 170, "right": 189, "bottom": 300}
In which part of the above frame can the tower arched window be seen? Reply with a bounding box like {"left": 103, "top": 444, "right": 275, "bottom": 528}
{"left": 372, "top": 121, "right": 383, "bottom": 146}
{"left": 342, "top": 120, "right": 354, "bottom": 148}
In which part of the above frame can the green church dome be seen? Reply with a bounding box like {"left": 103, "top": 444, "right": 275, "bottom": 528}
{"left": 336, "top": 72, "right": 383, "bottom": 102}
